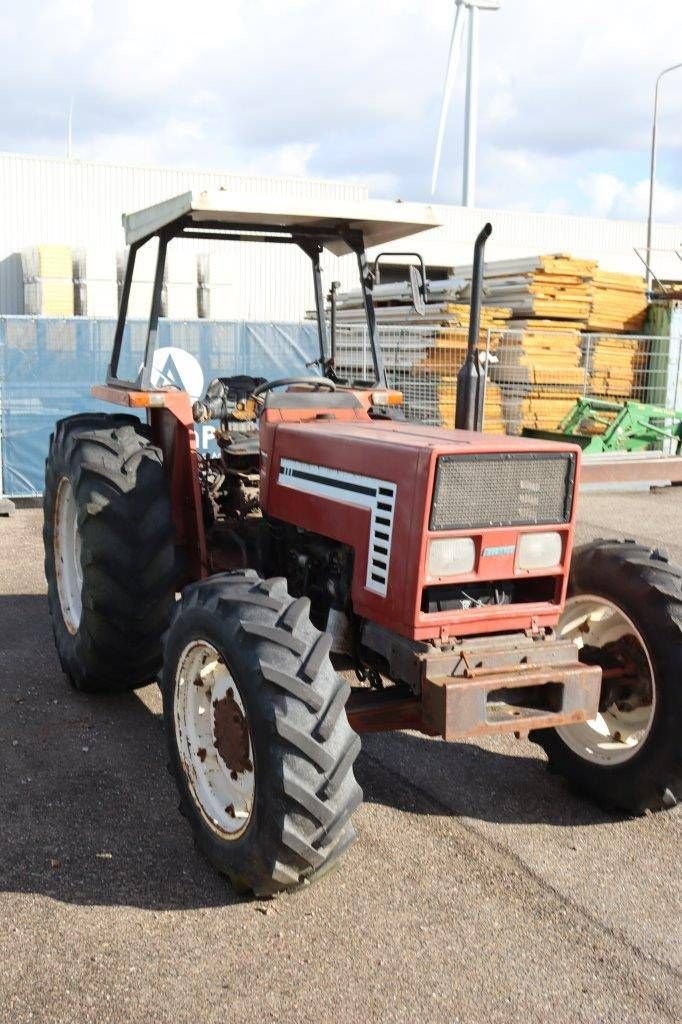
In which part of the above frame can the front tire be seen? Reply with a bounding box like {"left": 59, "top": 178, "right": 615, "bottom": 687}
{"left": 162, "top": 571, "right": 363, "bottom": 897}
{"left": 43, "top": 413, "right": 177, "bottom": 693}
{"left": 531, "top": 540, "right": 682, "bottom": 813}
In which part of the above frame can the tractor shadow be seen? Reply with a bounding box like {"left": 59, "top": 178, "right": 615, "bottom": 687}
{"left": 0, "top": 594, "right": 240, "bottom": 911}
{"left": 0, "top": 594, "right": 617, "bottom": 911}
{"left": 355, "top": 730, "right": 619, "bottom": 829}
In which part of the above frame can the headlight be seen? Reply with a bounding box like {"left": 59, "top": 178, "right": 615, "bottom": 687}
{"left": 517, "top": 531, "right": 562, "bottom": 570}
{"left": 427, "top": 537, "right": 476, "bottom": 576}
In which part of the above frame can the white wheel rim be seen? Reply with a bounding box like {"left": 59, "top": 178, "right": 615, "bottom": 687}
{"left": 54, "top": 476, "right": 83, "bottom": 634}
{"left": 556, "top": 594, "right": 656, "bottom": 766}
{"left": 174, "top": 640, "right": 255, "bottom": 839}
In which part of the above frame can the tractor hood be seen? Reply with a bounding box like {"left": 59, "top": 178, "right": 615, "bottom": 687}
{"left": 264, "top": 417, "right": 581, "bottom": 455}
{"left": 263, "top": 418, "right": 581, "bottom": 641}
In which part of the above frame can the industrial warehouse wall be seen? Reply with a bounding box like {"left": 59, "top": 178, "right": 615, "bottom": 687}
{"left": 2, "top": 151, "right": 682, "bottom": 323}
{"left": 0, "top": 316, "right": 319, "bottom": 497}
{"left": 0, "top": 152, "right": 365, "bottom": 319}
{"left": 419, "top": 206, "right": 682, "bottom": 281}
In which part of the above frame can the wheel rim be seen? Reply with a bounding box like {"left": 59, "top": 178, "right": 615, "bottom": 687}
{"left": 174, "top": 640, "right": 255, "bottom": 839}
{"left": 556, "top": 594, "right": 656, "bottom": 765}
{"left": 54, "top": 476, "right": 83, "bottom": 634}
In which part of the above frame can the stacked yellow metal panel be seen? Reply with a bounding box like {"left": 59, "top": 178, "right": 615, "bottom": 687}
{"left": 488, "top": 326, "right": 584, "bottom": 434}
{"left": 452, "top": 255, "right": 648, "bottom": 334}
{"left": 587, "top": 271, "right": 648, "bottom": 333}
{"left": 417, "top": 314, "right": 510, "bottom": 431}
{"left": 585, "top": 337, "right": 649, "bottom": 398}
{"left": 21, "top": 245, "right": 74, "bottom": 316}
{"left": 452, "top": 254, "right": 596, "bottom": 326}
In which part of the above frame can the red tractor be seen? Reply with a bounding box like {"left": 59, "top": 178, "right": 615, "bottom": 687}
{"left": 43, "top": 193, "right": 681, "bottom": 896}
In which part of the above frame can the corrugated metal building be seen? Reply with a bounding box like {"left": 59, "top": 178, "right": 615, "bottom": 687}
{"left": 1, "top": 150, "right": 681, "bottom": 320}
{"left": 402, "top": 205, "right": 682, "bottom": 279}
{"left": 0, "top": 152, "right": 368, "bottom": 320}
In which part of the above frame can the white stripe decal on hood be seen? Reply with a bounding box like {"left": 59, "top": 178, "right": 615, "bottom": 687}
{"left": 278, "top": 458, "right": 396, "bottom": 597}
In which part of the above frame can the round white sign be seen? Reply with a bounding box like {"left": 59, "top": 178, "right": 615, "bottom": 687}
{"left": 150, "top": 347, "right": 205, "bottom": 401}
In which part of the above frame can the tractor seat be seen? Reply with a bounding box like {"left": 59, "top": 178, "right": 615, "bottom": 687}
{"left": 222, "top": 430, "right": 261, "bottom": 458}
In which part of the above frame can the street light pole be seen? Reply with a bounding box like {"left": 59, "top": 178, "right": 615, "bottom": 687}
{"left": 645, "top": 62, "right": 682, "bottom": 291}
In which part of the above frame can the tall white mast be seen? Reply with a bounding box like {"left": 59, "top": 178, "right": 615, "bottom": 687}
{"left": 431, "top": 0, "right": 500, "bottom": 206}
{"left": 431, "top": 1, "right": 466, "bottom": 197}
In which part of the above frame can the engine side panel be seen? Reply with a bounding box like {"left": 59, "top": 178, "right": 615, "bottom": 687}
{"left": 262, "top": 420, "right": 429, "bottom": 633}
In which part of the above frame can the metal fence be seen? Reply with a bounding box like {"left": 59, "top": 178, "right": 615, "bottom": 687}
{"left": 0, "top": 316, "right": 319, "bottom": 497}
{"left": 334, "top": 325, "right": 682, "bottom": 448}
{"left": 2, "top": 316, "right": 681, "bottom": 499}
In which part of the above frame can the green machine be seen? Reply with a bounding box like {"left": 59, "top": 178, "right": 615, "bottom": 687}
{"left": 523, "top": 397, "right": 682, "bottom": 454}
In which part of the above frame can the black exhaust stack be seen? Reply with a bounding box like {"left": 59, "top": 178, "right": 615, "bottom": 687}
{"left": 455, "top": 222, "right": 492, "bottom": 431}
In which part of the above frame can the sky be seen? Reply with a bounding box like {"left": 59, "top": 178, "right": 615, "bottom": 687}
{"left": 1, "top": 0, "right": 682, "bottom": 222}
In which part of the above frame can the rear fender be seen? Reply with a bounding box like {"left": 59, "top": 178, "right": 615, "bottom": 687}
{"left": 91, "top": 385, "right": 207, "bottom": 580}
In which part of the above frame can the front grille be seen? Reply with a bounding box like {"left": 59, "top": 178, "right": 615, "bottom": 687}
{"left": 430, "top": 452, "right": 575, "bottom": 531}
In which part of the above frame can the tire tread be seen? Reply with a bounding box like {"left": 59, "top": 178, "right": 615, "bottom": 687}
{"left": 531, "top": 539, "right": 682, "bottom": 814}
{"left": 162, "top": 570, "right": 362, "bottom": 896}
{"left": 43, "top": 413, "right": 177, "bottom": 693}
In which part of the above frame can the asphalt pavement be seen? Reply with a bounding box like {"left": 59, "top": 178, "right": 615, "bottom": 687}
{"left": 1, "top": 491, "right": 681, "bottom": 1024}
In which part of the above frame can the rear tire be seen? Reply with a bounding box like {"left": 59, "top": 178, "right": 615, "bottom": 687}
{"left": 43, "top": 412, "right": 177, "bottom": 693}
{"left": 530, "top": 539, "right": 682, "bottom": 814}
{"left": 162, "top": 571, "right": 363, "bottom": 897}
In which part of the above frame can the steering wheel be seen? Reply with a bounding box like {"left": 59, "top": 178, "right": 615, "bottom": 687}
{"left": 251, "top": 376, "right": 337, "bottom": 399}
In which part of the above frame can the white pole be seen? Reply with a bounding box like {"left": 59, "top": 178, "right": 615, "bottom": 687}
{"left": 430, "top": 0, "right": 500, "bottom": 201}
{"left": 431, "top": 1, "right": 465, "bottom": 196}
{"left": 645, "top": 63, "right": 682, "bottom": 291}
{"left": 462, "top": 3, "right": 479, "bottom": 206}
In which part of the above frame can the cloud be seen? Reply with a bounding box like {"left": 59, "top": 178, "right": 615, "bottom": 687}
{"left": 236, "top": 143, "right": 320, "bottom": 180}
{"left": 0, "top": 0, "right": 681, "bottom": 220}
{"left": 578, "top": 172, "right": 682, "bottom": 221}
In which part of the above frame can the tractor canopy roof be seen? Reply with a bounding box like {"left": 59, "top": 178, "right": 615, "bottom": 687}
{"left": 122, "top": 190, "right": 441, "bottom": 255}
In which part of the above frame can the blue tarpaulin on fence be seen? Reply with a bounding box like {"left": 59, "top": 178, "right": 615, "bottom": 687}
{"left": 0, "top": 316, "right": 319, "bottom": 497}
